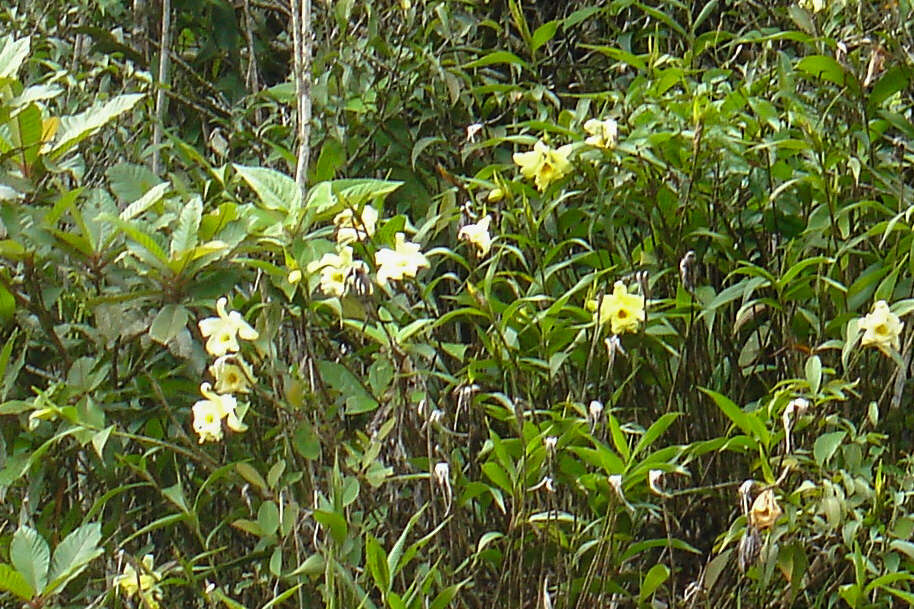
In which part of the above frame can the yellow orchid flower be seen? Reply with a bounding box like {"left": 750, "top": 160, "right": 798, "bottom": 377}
{"left": 584, "top": 118, "right": 618, "bottom": 149}
{"left": 375, "top": 232, "right": 429, "bottom": 286}
{"left": 334, "top": 205, "right": 378, "bottom": 244}
{"left": 859, "top": 300, "right": 903, "bottom": 355}
{"left": 458, "top": 215, "right": 493, "bottom": 256}
{"left": 209, "top": 355, "right": 254, "bottom": 394}
{"left": 513, "top": 140, "right": 573, "bottom": 191}
{"left": 198, "top": 297, "right": 259, "bottom": 357}
{"left": 589, "top": 281, "right": 645, "bottom": 334}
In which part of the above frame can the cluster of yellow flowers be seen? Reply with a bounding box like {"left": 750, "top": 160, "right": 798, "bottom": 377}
{"left": 511, "top": 116, "right": 617, "bottom": 191}
{"left": 300, "top": 206, "right": 431, "bottom": 296}
{"left": 194, "top": 297, "right": 258, "bottom": 443}
{"left": 114, "top": 554, "right": 163, "bottom": 609}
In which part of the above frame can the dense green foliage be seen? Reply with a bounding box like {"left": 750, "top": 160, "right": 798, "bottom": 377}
{"left": 2, "top": 0, "right": 914, "bottom": 607}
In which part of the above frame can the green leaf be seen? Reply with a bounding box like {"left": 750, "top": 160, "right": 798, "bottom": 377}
{"left": 50, "top": 93, "right": 145, "bottom": 159}
{"left": 531, "top": 21, "right": 558, "bottom": 53}
{"left": 148, "top": 304, "right": 189, "bottom": 345}
{"left": 805, "top": 355, "right": 822, "bottom": 395}
{"left": 699, "top": 387, "right": 769, "bottom": 448}
{"left": 97, "top": 214, "right": 170, "bottom": 267}
{"left": 462, "top": 50, "right": 529, "bottom": 70}
{"left": 313, "top": 509, "right": 348, "bottom": 544}
{"left": 233, "top": 164, "right": 300, "bottom": 212}
{"left": 0, "top": 36, "right": 30, "bottom": 80}
{"left": 317, "top": 360, "right": 379, "bottom": 414}
{"left": 45, "top": 522, "right": 103, "bottom": 595}
{"left": 813, "top": 431, "right": 846, "bottom": 467}
{"left": 0, "top": 563, "right": 33, "bottom": 600}
{"left": 365, "top": 535, "right": 391, "bottom": 593}
{"left": 631, "top": 412, "right": 680, "bottom": 461}
{"left": 107, "top": 162, "right": 164, "bottom": 204}
{"left": 10, "top": 526, "right": 49, "bottom": 595}
{"left": 258, "top": 501, "right": 280, "bottom": 537}
{"left": 236, "top": 462, "right": 268, "bottom": 492}
{"left": 796, "top": 55, "right": 856, "bottom": 90}
{"left": 171, "top": 196, "right": 202, "bottom": 256}
{"left": 869, "top": 65, "right": 910, "bottom": 109}
{"left": 640, "top": 563, "right": 670, "bottom": 601}
{"left": 120, "top": 182, "right": 169, "bottom": 221}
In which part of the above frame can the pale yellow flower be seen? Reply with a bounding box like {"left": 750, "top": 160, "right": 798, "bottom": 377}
{"left": 334, "top": 205, "right": 378, "bottom": 244}
{"left": 487, "top": 187, "right": 504, "bottom": 202}
{"left": 288, "top": 268, "right": 302, "bottom": 284}
{"left": 198, "top": 297, "right": 259, "bottom": 357}
{"left": 115, "top": 554, "right": 162, "bottom": 609}
{"left": 375, "top": 232, "right": 429, "bottom": 286}
{"left": 584, "top": 118, "right": 618, "bottom": 149}
{"left": 749, "top": 489, "right": 782, "bottom": 529}
{"left": 513, "top": 140, "right": 573, "bottom": 191}
{"left": 192, "top": 382, "right": 246, "bottom": 443}
{"left": 859, "top": 300, "right": 903, "bottom": 354}
{"left": 209, "top": 355, "right": 254, "bottom": 394}
{"left": 800, "top": 0, "right": 826, "bottom": 12}
{"left": 458, "top": 215, "right": 493, "bottom": 256}
{"left": 589, "top": 281, "right": 645, "bottom": 334}
{"left": 306, "top": 246, "right": 368, "bottom": 297}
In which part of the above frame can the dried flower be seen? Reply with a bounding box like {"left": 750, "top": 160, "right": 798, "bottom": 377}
{"left": 749, "top": 489, "right": 782, "bottom": 529}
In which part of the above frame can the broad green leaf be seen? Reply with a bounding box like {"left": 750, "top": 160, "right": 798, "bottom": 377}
{"left": 50, "top": 93, "right": 145, "bottom": 158}
{"left": 236, "top": 463, "right": 268, "bottom": 492}
{"left": 46, "top": 522, "right": 103, "bottom": 595}
{"left": 11, "top": 526, "right": 49, "bottom": 595}
{"left": 796, "top": 55, "right": 856, "bottom": 90}
{"left": 257, "top": 501, "right": 280, "bottom": 537}
{"left": 0, "top": 563, "right": 33, "bottom": 600}
{"left": 0, "top": 36, "right": 29, "bottom": 80}
{"left": 148, "top": 304, "right": 189, "bottom": 344}
{"left": 531, "top": 21, "right": 558, "bottom": 53}
{"left": 313, "top": 509, "right": 348, "bottom": 544}
{"left": 108, "top": 162, "right": 164, "bottom": 204}
{"left": 233, "top": 164, "right": 299, "bottom": 212}
{"left": 317, "top": 360, "right": 378, "bottom": 414}
{"left": 869, "top": 65, "right": 910, "bottom": 109}
{"left": 813, "top": 431, "right": 846, "bottom": 467}
{"left": 10, "top": 103, "right": 42, "bottom": 168}
{"left": 640, "top": 563, "right": 669, "bottom": 601}
{"left": 97, "top": 214, "right": 170, "bottom": 267}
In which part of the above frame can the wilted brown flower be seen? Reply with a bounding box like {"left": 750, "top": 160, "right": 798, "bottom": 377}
{"left": 749, "top": 489, "right": 782, "bottom": 529}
